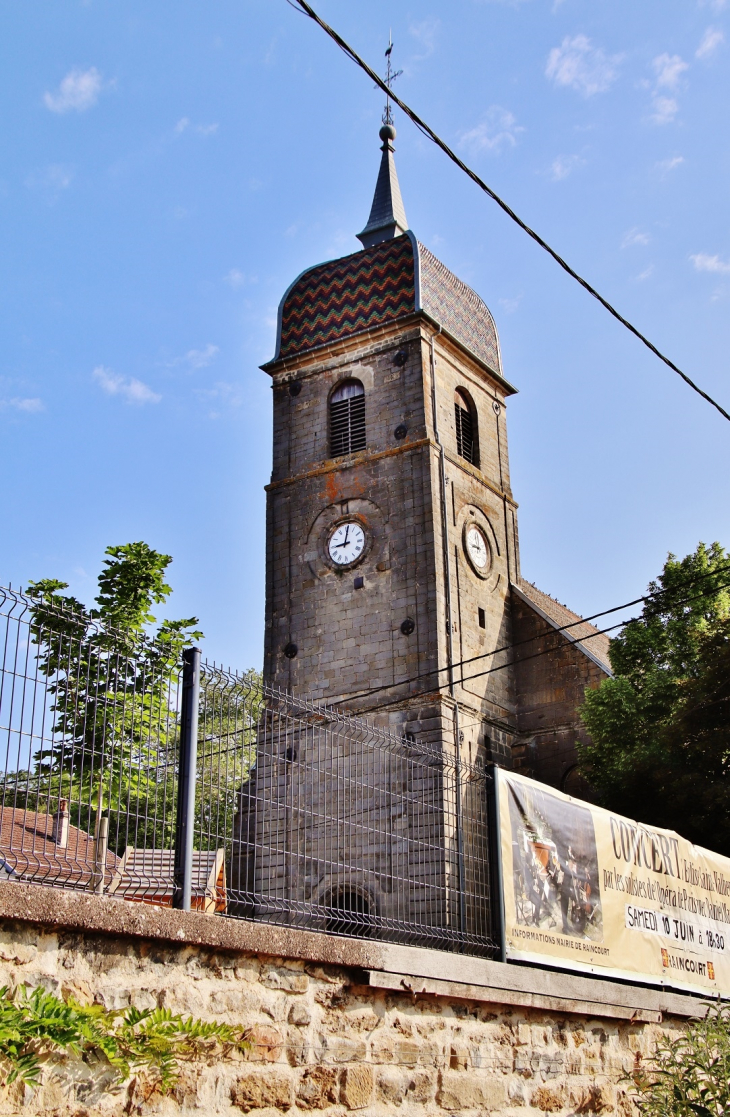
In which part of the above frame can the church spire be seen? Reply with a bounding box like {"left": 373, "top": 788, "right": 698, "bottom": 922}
{"left": 356, "top": 124, "right": 409, "bottom": 248}
{"left": 356, "top": 36, "right": 408, "bottom": 249}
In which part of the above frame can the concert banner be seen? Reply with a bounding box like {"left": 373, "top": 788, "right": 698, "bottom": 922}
{"left": 495, "top": 768, "right": 730, "bottom": 996}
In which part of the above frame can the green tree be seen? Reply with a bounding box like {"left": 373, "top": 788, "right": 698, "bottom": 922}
{"left": 578, "top": 542, "right": 730, "bottom": 854}
{"left": 3, "top": 543, "right": 202, "bottom": 854}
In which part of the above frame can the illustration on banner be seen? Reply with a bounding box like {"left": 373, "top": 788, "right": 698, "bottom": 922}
{"left": 508, "top": 777, "right": 603, "bottom": 942}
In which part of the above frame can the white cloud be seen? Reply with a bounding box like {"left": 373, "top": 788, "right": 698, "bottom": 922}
{"left": 409, "top": 18, "right": 440, "bottom": 62}
{"left": 633, "top": 265, "right": 654, "bottom": 282}
{"left": 93, "top": 366, "right": 161, "bottom": 404}
{"left": 44, "top": 67, "right": 102, "bottom": 114}
{"left": 650, "top": 95, "right": 679, "bottom": 124}
{"left": 545, "top": 35, "right": 623, "bottom": 97}
{"left": 646, "top": 54, "right": 688, "bottom": 124}
{"left": 652, "top": 53, "right": 689, "bottom": 88}
{"left": 698, "top": 0, "right": 727, "bottom": 11}
{"left": 165, "top": 344, "right": 220, "bottom": 370}
{"left": 26, "top": 164, "right": 74, "bottom": 198}
{"left": 175, "top": 117, "right": 218, "bottom": 137}
{"left": 498, "top": 295, "right": 522, "bottom": 314}
{"left": 549, "top": 154, "right": 584, "bottom": 181}
{"left": 197, "top": 381, "right": 244, "bottom": 418}
{"left": 184, "top": 344, "right": 219, "bottom": 369}
{"left": 459, "top": 106, "right": 524, "bottom": 155}
{"left": 621, "top": 228, "right": 650, "bottom": 248}
{"left": 657, "top": 155, "right": 685, "bottom": 173}
{"left": 0, "top": 398, "right": 44, "bottom": 413}
{"left": 696, "top": 27, "right": 725, "bottom": 58}
{"left": 49, "top": 165, "right": 73, "bottom": 190}
{"left": 690, "top": 253, "right": 730, "bottom": 274}
{"left": 225, "top": 269, "right": 257, "bottom": 288}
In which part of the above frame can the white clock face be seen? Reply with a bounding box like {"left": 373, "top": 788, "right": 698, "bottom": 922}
{"left": 466, "top": 526, "right": 489, "bottom": 570}
{"left": 328, "top": 522, "right": 366, "bottom": 566}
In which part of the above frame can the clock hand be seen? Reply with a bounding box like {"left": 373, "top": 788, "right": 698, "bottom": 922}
{"left": 343, "top": 526, "right": 350, "bottom": 545}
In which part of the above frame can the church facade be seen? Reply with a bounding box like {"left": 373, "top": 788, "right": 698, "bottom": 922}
{"left": 260, "top": 122, "right": 611, "bottom": 793}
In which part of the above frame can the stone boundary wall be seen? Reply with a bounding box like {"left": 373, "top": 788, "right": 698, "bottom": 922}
{"left": 0, "top": 884, "right": 701, "bottom": 1116}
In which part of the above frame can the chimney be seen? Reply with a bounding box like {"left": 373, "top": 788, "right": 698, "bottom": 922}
{"left": 51, "top": 800, "right": 69, "bottom": 849}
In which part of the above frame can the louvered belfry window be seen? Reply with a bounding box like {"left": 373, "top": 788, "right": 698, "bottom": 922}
{"left": 330, "top": 379, "right": 366, "bottom": 457}
{"left": 454, "top": 388, "right": 477, "bottom": 465}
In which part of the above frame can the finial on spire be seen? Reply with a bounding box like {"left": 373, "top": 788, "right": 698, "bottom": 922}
{"left": 382, "top": 31, "right": 402, "bottom": 127}
{"left": 356, "top": 37, "right": 408, "bottom": 249}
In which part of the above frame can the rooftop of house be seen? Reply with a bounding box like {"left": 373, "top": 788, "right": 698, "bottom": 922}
{"left": 0, "top": 805, "right": 119, "bottom": 889}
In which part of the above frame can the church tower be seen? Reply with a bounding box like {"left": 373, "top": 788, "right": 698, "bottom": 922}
{"left": 261, "top": 122, "right": 521, "bottom": 772}
{"left": 235, "top": 119, "right": 613, "bottom": 942}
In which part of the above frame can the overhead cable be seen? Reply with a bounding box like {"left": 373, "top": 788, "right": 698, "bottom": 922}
{"left": 289, "top": 0, "right": 730, "bottom": 425}
{"left": 340, "top": 569, "right": 730, "bottom": 708}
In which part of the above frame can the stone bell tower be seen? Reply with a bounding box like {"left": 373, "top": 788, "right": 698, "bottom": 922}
{"left": 261, "top": 122, "right": 521, "bottom": 770}
{"left": 234, "top": 119, "right": 612, "bottom": 943}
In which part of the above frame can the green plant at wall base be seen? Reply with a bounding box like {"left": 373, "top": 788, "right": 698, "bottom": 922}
{"left": 0, "top": 984, "right": 249, "bottom": 1093}
{"left": 631, "top": 1002, "right": 730, "bottom": 1116}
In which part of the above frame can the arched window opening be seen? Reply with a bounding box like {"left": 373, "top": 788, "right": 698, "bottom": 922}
{"left": 330, "top": 380, "right": 365, "bottom": 457}
{"left": 326, "top": 887, "right": 374, "bottom": 937}
{"left": 454, "top": 389, "right": 478, "bottom": 466}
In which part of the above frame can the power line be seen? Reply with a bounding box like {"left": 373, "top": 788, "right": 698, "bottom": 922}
{"left": 288, "top": 0, "right": 730, "bottom": 426}
{"left": 344, "top": 617, "right": 628, "bottom": 719}
{"left": 339, "top": 570, "right": 730, "bottom": 710}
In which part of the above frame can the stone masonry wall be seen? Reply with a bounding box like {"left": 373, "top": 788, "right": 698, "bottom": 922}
{"left": 0, "top": 886, "right": 692, "bottom": 1117}
{"left": 512, "top": 599, "right": 607, "bottom": 796}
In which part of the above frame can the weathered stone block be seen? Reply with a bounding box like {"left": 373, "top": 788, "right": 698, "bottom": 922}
{"left": 261, "top": 966, "right": 309, "bottom": 994}
{"left": 296, "top": 1066, "right": 339, "bottom": 1109}
{"left": 246, "top": 1024, "right": 283, "bottom": 1062}
{"left": 437, "top": 1069, "right": 507, "bottom": 1110}
{"left": 531, "top": 1083, "right": 566, "bottom": 1112}
{"left": 288, "top": 1001, "right": 312, "bottom": 1026}
{"left": 341, "top": 1064, "right": 374, "bottom": 1109}
{"left": 231, "top": 1069, "right": 294, "bottom": 1112}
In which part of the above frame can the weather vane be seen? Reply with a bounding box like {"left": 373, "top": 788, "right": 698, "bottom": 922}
{"left": 381, "top": 32, "right": 402, "bottom": 126}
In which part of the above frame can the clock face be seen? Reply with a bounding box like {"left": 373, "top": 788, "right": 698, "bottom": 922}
{"left": 466, "top": 526, "right": 489, "bottom": 570}
{"left": 328, "top": 521, "right": 366, "bottom": 566}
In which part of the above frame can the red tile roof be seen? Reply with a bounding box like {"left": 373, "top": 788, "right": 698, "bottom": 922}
{"left": 0, "top": 807, "right": 119, "bottom": 890}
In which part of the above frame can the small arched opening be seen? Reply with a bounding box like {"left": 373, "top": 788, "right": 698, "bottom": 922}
{"left": 325, "top": 886, "right": 374, "bottom": 937}
{"left": 454, "top": 388, "right": 479, "bottom": 466}
{"left": 330, "top": 379, "right": 366, "bottom": 457}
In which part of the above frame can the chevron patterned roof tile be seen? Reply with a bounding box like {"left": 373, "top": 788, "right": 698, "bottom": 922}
{"left": 279, "top": 237, "right": 414, "bottom": 358}
{"left": 277, "top": 234, "right": 503, "bottom": 379}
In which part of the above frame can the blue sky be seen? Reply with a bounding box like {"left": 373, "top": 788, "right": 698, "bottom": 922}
{"left": 1, "top": 1, "right": 728, "bottom": 671}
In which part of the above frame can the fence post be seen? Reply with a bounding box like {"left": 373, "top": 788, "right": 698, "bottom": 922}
{"left": 486, "top": 763, "right": 506, "bottom": 963}
{"left": 173, "top": 647, "right": 201, "bottom": 911}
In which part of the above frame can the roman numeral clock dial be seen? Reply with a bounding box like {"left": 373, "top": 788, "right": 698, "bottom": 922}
{"left": 328, "top": 522, "right": 366, "bottom": 566}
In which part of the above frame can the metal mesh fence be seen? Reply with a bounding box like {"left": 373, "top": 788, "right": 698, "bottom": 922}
{"left": 0, "top": 585, "right": 182, "bottom": 901}
{"left": 0, "top": 585, "right": 497, "bottom": 956}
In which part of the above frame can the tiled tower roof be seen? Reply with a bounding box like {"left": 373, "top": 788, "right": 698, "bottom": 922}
{"left": 266, "top": 122, "right": 513, "bottom": 391}
{"left": 271, "top": 232, "right": 510, "bottom": 387}
{"left": 275, "top": 235, "right": 415, "bottom": 362}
